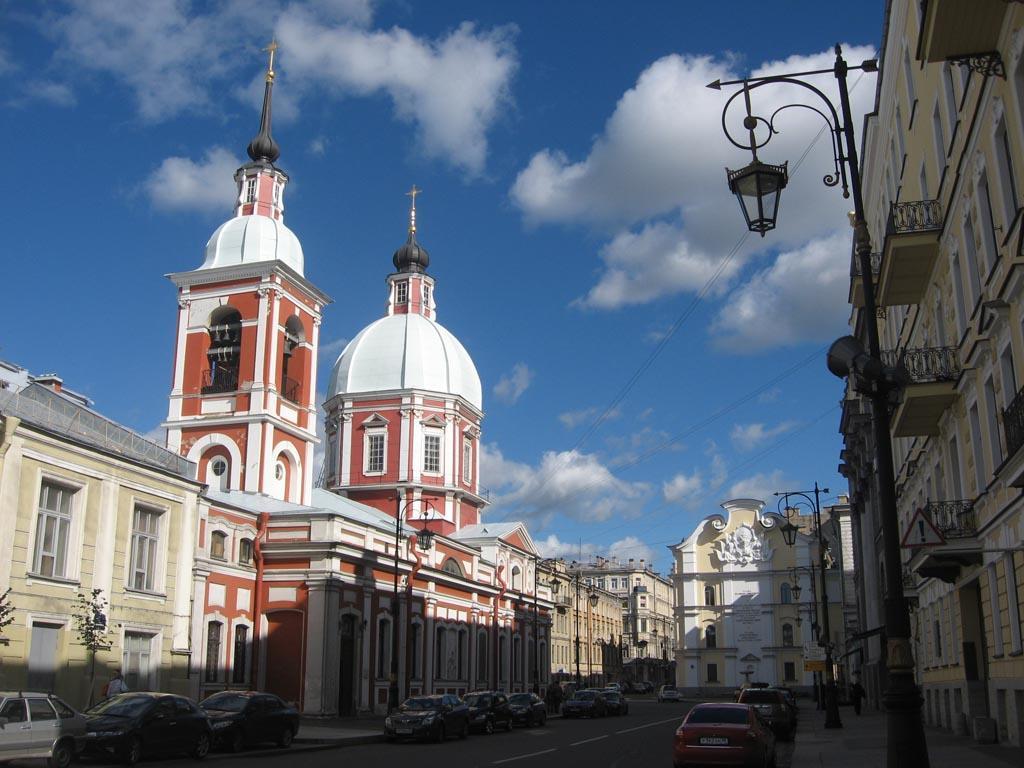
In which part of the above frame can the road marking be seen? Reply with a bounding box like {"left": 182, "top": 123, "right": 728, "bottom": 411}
{"left": 570, "top": 735, "right": 608, "bottom": 746}
{"left": 615, "top": 715, "right": 683, "bottom": 735}
{"left": 493, "top": 748, "right": 558, "bottom": 764}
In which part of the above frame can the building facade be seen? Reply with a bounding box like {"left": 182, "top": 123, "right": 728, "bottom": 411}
{"left": 671, "top": 499, "right": 846, "bottom": 696}
{"left": 838, "top": 0, "right": 1024, "bottom": 745}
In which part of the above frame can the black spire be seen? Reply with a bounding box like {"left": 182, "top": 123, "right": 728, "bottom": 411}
{"left": 393, "top": 185, "right": 430, "bottom": 273}
{"left": 246, "top": 41, "right": 281, "bottom": 165}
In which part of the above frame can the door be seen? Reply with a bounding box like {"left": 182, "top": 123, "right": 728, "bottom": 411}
{"left": 0, "top": 699, "right": 30, "bottom": 759}
{"left": 265, "top": 612, "right": 303, "bottom": 704}
{"left": 338, "top": 615, "right": 356, "bottom": 716}
{"left": 27, "top": 699, "right": 60, "bottom": 757}
{"left": 27, "top": 624, "right": 61, "bottom": 692}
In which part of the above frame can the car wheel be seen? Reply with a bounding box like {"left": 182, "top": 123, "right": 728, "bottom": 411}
{"left": 192, "top": 733, "right": 211, "bottom": 760}
{"left": 277, "top": 727, "right": 295, "bottom": 748}
{"left": 485, "top": 718, "right": 495, "bottom": 735}
{"left": 230, "top": 729, "right": 245, "bottom": 753}
{"left": 48, "top": 738, "right": 74, "bottom": 768}
{"left": 434, "top": 723, "right": 446, "bottom": 744}
{"left": 123, "top": 737, "right": 143, "bottom": 766}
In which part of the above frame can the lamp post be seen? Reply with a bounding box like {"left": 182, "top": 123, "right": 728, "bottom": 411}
{"left": 712, "top": 45, "right": 929, "bottom": 768}
{"left": 388, "top": 498, "right": 435, "bottom": 714}
{"left": 775, "top": 485, "right": 841, "bottom": 728}
{"left": 788, "top": 562, "right": 822, "bottom": 707}
{"left": 570, "top": 562, "right": 582, "bottom": 688}
{"left": 533, "top": 557, "right": 558, "bottom": 695}
{"left": 586, "top": 590, "right": 598, "bottom": 686}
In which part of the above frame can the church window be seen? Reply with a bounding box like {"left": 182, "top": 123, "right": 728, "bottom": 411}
{"left": 281, "top": 317, "right": 304, "bottom": 405}
{"left": 376, "top": 619, "right": 391, "bottom": 679}
{"left": 423, "top": 284, "right": 431, "bottom": 306}
{"left": 782, "top": 624, "right": 794, "bottom": 647}
{"left": 424, "top": 433, "right": 441, "bottom": 474}
{"left": 704, "top": 585, "right": 716, "bottom": 606}
{"left": 272, "top": 182, "right": 281, "bottom": 206}
{"left": 780, "top": 583, "right": 792, "bottom": 604}
{"left": 395, "top": 281, "right": 408, "bottom": 304}
{"left": 442, "top": 558, "right": 464, "bottom": 577}
{"left": 365, "top": 432, "right": 385, "bottom": 474}
{"left": 784, "top": 661, "right": 796, "bottom": 681}
{"left": 463, "top": 437, "right": 473, "bottom": 483}
{"left": 705, "top": 625, "right": 717, "bottom": 649}
{"left": 232, "top": 625, "right": 248, "bottom": 684}
{"left": 245, "top": 178, "right": 256, "bottom": 204}
{"left": 210, "top": 531, "right": 226, "bottom": 560}
{"left": 238, "top": 538, "right": 253, "bottom": 565}
{"left": 205, "top": 307, "right": 242, "bottom": 394}
{"left": 208, "top": 457, "right": 228, "bottom": 491}
{"left": 511, "top": 565, "right": 522, "bottom": 591}
{"left": 205, "top": 621, "right": 222, "bottom": 682}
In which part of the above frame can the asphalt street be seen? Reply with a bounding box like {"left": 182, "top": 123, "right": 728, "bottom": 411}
{"left": 103, "top": 699, "right": 795, "bottom": 768}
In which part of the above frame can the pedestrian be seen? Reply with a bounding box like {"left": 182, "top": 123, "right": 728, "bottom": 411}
{"left": 850, "top": 679, "right": 865, "bottom": 716}
{"left": 103, "top": 670, "right": 128, "bottom": 698}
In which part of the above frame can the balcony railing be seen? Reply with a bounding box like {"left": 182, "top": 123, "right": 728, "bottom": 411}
{"left": 1003, "top": 385, "right": 1024, "bottom": 460}
{"left": 881, "top": 346, "right": 960, "bottom": 383}
{"left": 886, "top": 199, "right": 943, "bottom": 236}
{"left": 849, "top": 251, "right": 882, "bottom": 278}
{"left": 281, "top": 376, "right": 300, "bottom": 404}
{"left": 924, "top": 500, "right": 977, "bottom": 539}
{"left": 201, "top": 367, "right": 239, "bottom": 395}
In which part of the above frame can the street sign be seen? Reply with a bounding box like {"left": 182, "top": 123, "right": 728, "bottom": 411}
{"left": 900, "top": 507, "right": 946, "bottom": 548}
{"left": 802, "top": 643, "right": 825, "bottom": 661}
{"left": 804, "top": 660, "right": 826, "bottom": 672}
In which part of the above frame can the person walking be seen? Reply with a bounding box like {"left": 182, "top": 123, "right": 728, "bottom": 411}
{"left": 850, "top": 679, "right": 865, "bottom": 716}
{"left": 104, "top": 671, "right": 128, "bottom": 698}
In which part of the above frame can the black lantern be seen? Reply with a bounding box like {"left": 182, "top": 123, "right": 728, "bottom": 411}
{"left": 551, "top": 580, "right": 561, "bottom": 595}
{"left": 726, "top": 159, "right": 788, "bottom": 236}
{"left": 416, "top": 528, "right": 434, "bottom": 551}
{"left": 791, "top": 582, "right": 802, "bottom": 602}
{"left": 780, "top": 519, "right": 800, "bottom": 547}
{"left": 588, "top": 591, "right": 599, "bottom": 608}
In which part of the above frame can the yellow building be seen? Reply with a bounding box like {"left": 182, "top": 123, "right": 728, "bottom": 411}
{"left": 0, "top": 377, "right": 202, "bottom": 708}
{"left": 839, "top": 0, "right": 1024, "bottom": 745}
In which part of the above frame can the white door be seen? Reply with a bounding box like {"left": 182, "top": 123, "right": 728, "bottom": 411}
{"left": 27, "top": 623, "right": 61, "bottom": 692}
{"left": 123, "top": 633, "right": 154, "bottom": 691}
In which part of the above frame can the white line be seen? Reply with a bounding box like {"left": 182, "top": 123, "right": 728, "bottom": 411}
{"left": 615, "top": 715, "right": 683, "bottom": 735}
{"left": 570, "top": 735, "right": 609, "bottom": 746}
{"left": 493, "top": 748, "right": 558, "bottom": 764}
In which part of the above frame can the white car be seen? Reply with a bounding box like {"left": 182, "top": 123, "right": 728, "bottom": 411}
{"left": 657, "top": 685, "right": 684, "bottom": 703}
{"left": 0, "top": 692, "right": 87, "bottom": 768}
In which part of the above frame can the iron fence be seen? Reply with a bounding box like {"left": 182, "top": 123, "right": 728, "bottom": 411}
{"left": 886, "top": 199, "right": 943, "bottom": 235}
{"left": 1003, "top": 385, "right": 1024, "bottom": 459}
{"left": 880, "top": 346, "right": 960, "bottom": 383}
{"left": 923, "top": 500, "right": 977, "bottom": 538}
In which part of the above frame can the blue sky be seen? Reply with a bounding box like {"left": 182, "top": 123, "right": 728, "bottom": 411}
{"left": 1, "top": 0, "right": 885, "bottom": 573}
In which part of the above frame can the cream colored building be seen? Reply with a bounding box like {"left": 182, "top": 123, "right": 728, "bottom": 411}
{"left": 839, "top": 0, "right": 1024, "bottom": 745}
{"left": 0, "top": 378, "right": 202, "bottom": 708}
{"left": 671, "top": 499, "right": 845, "bottom": 696}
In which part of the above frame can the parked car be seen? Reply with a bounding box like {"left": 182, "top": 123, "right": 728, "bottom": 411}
{"left": 507, "top": 693, "right": 546, "bottom": 727}
{"left": 462, "top": 691, "right": 513, "bottom": 734}
{"left": 384, "top": 694, "right": 469, "bottom": 743}
{"left": 673, "top": 702, "right": 776, "bottom": 768}
{"left": 562, "top": 689, "right": 607, "bottom": 718}
{"left": 200, "top": 691, "right": 299, "bottom": 752}
{"left": 602, "top": 690, "right": 629, "bottom": 716}
{"left": 736, "top": 688, "right": 795, "bottom": 741}
{"left": 604, "top": 682, "right": 623, "bottom": 693}
{"left": 83, "top": 692, "right": 213, "bottom": 765}
{"left": 773, "top": 687, "right": 799, "bottom": 720}
{"left": 0, "top": 692, "right": 87, "bottom": 768}
{"left": 657, "top": 684, "right": 684, "bottom": 703}
{"left": 638, "top": 681, "right": 655, "bottom": 694}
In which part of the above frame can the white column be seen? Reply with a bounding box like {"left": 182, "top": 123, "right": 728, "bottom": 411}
{"left": 252, "top": 287, "right": 270, "bottom": 389}
{"left": 168, "top": 297, "right": 190, "bottom": 421}
{"left": 172, "top": 492, "right": 199, "bottom": 652}
{"left": 93, "top": 479, "right": 118, "bottom": 605}
{"left": 0, "top": 432, "right": 24, "bottom": 592}
{"left": 303, "top": 583, "right": 328, "bottom": 713}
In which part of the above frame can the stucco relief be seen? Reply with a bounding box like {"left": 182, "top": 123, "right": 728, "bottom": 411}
{"left": 713, "top": 524, "right": 772, "bottom": 565}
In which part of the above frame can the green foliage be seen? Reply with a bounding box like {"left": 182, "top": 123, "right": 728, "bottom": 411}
{"left": 73, "top": 588, "right": 110, "bottom": 652}
{"left": 0, "top": 588, "right": 15, "bottom": 637}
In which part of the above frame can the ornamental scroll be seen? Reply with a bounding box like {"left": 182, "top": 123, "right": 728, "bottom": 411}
{"left": 712, "top": 524, "right": 773, "bottom": 566}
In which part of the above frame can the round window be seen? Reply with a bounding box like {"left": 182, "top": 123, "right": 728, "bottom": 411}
{"left": 275, "top": 462, "right": 285, "bottom": 480}
{"left": 210, "top": 458, "right": 227, "bottom": 477}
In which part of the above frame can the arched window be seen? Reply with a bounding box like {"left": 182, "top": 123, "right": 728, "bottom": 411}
{"left": 376, "top": 619, "right": 391, "bottom": 679}
{"left": 410, "top": 623, "right": 422, "bottom": 679}
{"left": 511, "top": 565, "right": 522, "bottom": 591}
{"left": 238, "top": 538, "right": 253, "bottom": 565}
{"left": 205, "top": 621, "right": 222, "bottom": 682}
{"left": 781, "top": 583, "right": 792, "bottom": 604}
{"left": 442, "top": 558, "right": 464, "bottom": 577}
{"left": 208, "top": 456, "right": 229, "bottom": 491}
{"left": 477, "top": 631, "right": 488, "bottom": 683}
{"left": 704, "top": 584, "right": 716, "bottom": 606}
{"left": 210, "top": 531, "right": 226, "bottom": 560}
{"left": 782, "top": 624, "right": 794, "bottom": 647}
{"left": 281, "top": 316, "right": 305, "bottom": 404}
{"left": 499, "top": 634, "right": 508, "bottom": 681}
{"left": 458, "top": 628, "right": 467, "bottom": 678}
{"left": 705, "top": 625, "right": 717, "bottom": 649}
{"left": 232, "top": 625, "right": 248, "bottom": 684}
{"left": 205, "top": 307, "right": 242, "bottom": 393}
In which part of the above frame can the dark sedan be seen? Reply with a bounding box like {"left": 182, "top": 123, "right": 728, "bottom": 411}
{"left": 83, "top": 693, "right": 212, "bottom": 765}
{"left": 508, "top": 693, "right": 546, "bottom": 727}
{"left": 562, "top": 689, "right": 607, "bottom": 718}
{"left": 463, "top": 691, "right": 513, "bottom": 734}
{"left": 603, "top": 690, "right": 629, "bottom": 715}
{"left": 200, "top": 691, "right": 299, "bottom": 752}
{"left": 384, "top": 695, "right": 469, "bottom": 743}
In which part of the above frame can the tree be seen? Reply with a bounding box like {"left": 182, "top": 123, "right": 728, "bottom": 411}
{"left": 0, "top": 588, "right": 15, "bottom": 641}
{"left": 73, "top": 589, "right": 110, "bottom": 707}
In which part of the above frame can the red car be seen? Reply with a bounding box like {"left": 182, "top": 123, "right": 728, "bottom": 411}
{"left": 673, "top": 703, "right": 776, "bottom": 768}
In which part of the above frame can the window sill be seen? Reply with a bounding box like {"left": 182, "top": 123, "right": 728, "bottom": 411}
{"left": 123, "top": 588, "right": 168, "bottom": 603}
{"left": 26, "top": 573, "right": 80, "bottom": 589}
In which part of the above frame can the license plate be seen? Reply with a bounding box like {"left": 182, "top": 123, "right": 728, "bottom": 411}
{"left": 700, "top": 736, "right": 729, "bottom": 745}
{"left": 396, "top": 727, "right": 413, "bottom": 735}
{"left": 756, "top": 705, "right": 772, "bottom": 713}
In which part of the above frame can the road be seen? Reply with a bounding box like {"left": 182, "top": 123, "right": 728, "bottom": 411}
{"left": 132, "top": 699, "right": 795, "bottom": 768}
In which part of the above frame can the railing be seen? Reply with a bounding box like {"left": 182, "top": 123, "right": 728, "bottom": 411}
{"left": 1003, "top": 385, "right": 1024, "bottom": 459}
{"left": 924, "top": 499, "right": 977, "bottom": 539}
{"left": 281, "top": 376, "right": 300, "bottom": 404}
{"left": 880, "top": 346, "right": 960, "bottom": 383}
{"left": 886, "top": 199, "right": 943, "bottom": 236}
{"left": 201, "top": 367, "right": 239, "bottom": 394}
{"left": 850, "top": 250, "right": 882, "bottom": 278}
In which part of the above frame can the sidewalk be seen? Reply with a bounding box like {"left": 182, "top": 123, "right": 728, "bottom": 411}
{"left": 791, "top": 706, "right": 1024, "bottom": 768}
{"left": 294, "top": 714, "right": 386, "bottom": 747}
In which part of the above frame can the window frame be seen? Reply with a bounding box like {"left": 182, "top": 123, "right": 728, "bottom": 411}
{"left": 395, "top": 281, "right": 409, "bottom": 305}
{"left": 128, "top": 503, "right": 164, "bottom": 593}
{"left": 32, "top": 479, "right": 77, "bottom": 580}
{"left": 210, "top": 530, "right": 227, "bottom": 561}
{"left": 423, "top": 431, "right": 442, "bottom": 475}
{"left": 462, "top": 436, "right": 473, "bottom": 484}
{"left": 364, "top": 429, "right": 387, "bottom": 476}
{"left": 205, "top": 621, "right": 223, "bottom": 683}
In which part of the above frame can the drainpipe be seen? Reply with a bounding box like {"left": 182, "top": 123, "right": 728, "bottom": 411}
{"left": 493, "top": 565, "right": 507, "bottom": 690}
{"left": 250, "top": 512, "right": 270, "bottom": 688}
{"left": 405, "top": 536, "right": 426, "bottom": 696}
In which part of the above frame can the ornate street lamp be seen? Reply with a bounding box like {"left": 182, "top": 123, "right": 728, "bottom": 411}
{"left": 726, "top": 159, "right": 788, "bottom": 236}
{"left": 711, "top": 46, "right": 928, "bottom": 768}
{"left": 791, "top": 582, "right": 803, "bottom": 602}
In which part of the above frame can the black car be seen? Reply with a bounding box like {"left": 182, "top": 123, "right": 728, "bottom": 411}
{"left": 463, "top": 691, "right": 513, "bottom": 734}
{"left": 83, "top": 693, "right": 213, "bottom": 765}
{"left": 385, "top": 695, "right": 469, "bottom": 743}
{"left": 507, "top": 693, "right": 546, "bottom": 727}
{"left": 200, "top": 691, "right": 299, "bottom": 752}
{"left": 562, "top": 689, "right": 607, "bottom": 718}
{"left": 602, "top": 690, "right": 629, "bottom": 715}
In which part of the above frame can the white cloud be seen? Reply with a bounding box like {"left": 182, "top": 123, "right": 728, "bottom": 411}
{"left": 26, "top": 80, "right": 76, "bottom": 106}
{"left": 309, "top": 136, "right": 329, "bottom": 156}
{"left": 559, "top": 406, "right": 619, "bottom": 429}
{"left": 730, "top": 421, "right": 797, "bottom": 451}
{"left": 607, "top": 535, "right": 656, "bottom": 565}
{"left": 481, "top": 443, "right": 650, "bottom": 527}
{"left": 318, "top": 336, "right": 349, "bottom": 365}
{"left": 493, "top": 362, "right": 533, "bottom": 405}
{"left": 663, "top": 470, "right": 702, "bottom": 504}
{"left": 535, "top": 533, "right": 655, "bottom": 567}
{"left": 510, "top": 45, "right": 876, "bottom": 311}
{"left": 711, "top": 229, "right": 852, "bottom": 352}
{"left": 758, "top": 387, "right": 782, "bottom": 403}
{"left": 0, "top": 45, "right": 14, "bottom": 75}
{"left": 144, "top": 147, "right": 240, "bottom": 214}
{"left": 726, "top": 469, "right": 794, "bottom": 502}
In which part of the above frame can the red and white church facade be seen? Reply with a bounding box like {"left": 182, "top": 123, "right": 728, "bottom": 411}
{"left": 160, "top": 57, "right": 551, "bottom": 715}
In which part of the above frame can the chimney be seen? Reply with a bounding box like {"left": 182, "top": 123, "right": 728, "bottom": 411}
{"left": 628, "top": 558, "right": 635, "bottom": 567}
{"left": 32, "top": 374, "right": 63, "bottom": 393}
{"left": 640, "top": 558, "right": 646, "bottom": 569}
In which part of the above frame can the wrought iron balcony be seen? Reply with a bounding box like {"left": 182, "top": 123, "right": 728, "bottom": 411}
{"left": 882, "top": 347, "right": 960, "bottom": 436}
{"left": 201, "top": 367, "right": 239, "bottom": 395}
{"left": 916, "top": 0, "right": 1007, "bottom": 73}
{"left": 849, "top": 250, "right": 882, "bottom": 278}
{"left": 923, "top": 500, "right": 977, "bottom": 539}
{"left": 1003, "top": 385, "right": 1024, "bottom": 461}
{"left": 281, "top": 376, "right": 300, "bottom": 405}
{"left": 882, "top": 346, "right": 960, "bottom": 383}
{"left": 878, "top": 199, "right": 943, "bottom": 306}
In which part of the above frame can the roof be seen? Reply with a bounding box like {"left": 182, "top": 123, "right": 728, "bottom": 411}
{"left": 0, "top": 383, "right": 195, "bottom": 479}
{"left": 200, "top": 214, "right": 304, "bottom": 275}
{"left": 452, "top": 521, "right": 536, "bottom": 553}
{"left": 204, "top": 486, "right": 397, "bottom": 534}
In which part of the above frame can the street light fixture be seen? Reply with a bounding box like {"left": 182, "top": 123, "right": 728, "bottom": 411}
{"left": 532, "top": 557, "right": 558, "bottom": 695}
{"left": 711, "top": 44, "right": 928, "bottom": 768}
{"left": 727, "top": 159, "right": 789, "bottom": 236}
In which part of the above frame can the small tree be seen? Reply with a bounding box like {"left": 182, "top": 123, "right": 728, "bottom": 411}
{"left": 0, "top": 588, "right": 15, "bottom": 642}
{"left": 73, "top": 589, "right": 110, "bottom": 707}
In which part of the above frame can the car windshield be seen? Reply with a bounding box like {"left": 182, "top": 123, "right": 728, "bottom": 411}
{"left": 688, "top": 707, "right": 749, "bottom": 724}
{"left": 87, "top": 696, "right": 153, "bottom": 717}
{"left": 573, "top": 691, "right": 596, "bottom": 701}
{"left": 662, "top": 686, "right": 677, "bottom": 691}
{"left": 741, "top": 691, "right": 780, "bottom": 704}
{"left": 509, "top": 694, "right": 533, "bottom": 705}
{"left": 201, "top": 694, "right": 249, "bottom": 712}
{"left": 463, "top": 694, "right": 490, "bottom": 707}
{"left": 401, "top": 698, "right": 441, "bottom": 711}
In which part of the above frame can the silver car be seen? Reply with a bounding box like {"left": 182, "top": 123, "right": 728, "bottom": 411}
{"left": 0, "top": 692, "right": 87, "bottom": 768}
{"left": 656, "top": 684, "right": 684, "bottom": 703}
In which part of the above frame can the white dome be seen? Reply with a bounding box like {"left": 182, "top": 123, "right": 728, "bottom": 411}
{"left": 329, "top": 313, "right": 483, "bottom": 411}
{"left": 200, "top": 214, "right": 304, "bottom": 275}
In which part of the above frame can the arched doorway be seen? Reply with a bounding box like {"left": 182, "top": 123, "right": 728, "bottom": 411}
{"left": 338, "top": 614, "right": 357, "bottom": 716}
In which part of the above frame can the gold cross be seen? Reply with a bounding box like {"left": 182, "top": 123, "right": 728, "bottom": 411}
{"left": 406, "top": 185, "right": 421, "bottom": 233}
{"left": 263, "top": 39, "right": 279, "bottom": 81}
{"left": 406, "top": 184, "right": 421, "bottom": 206}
